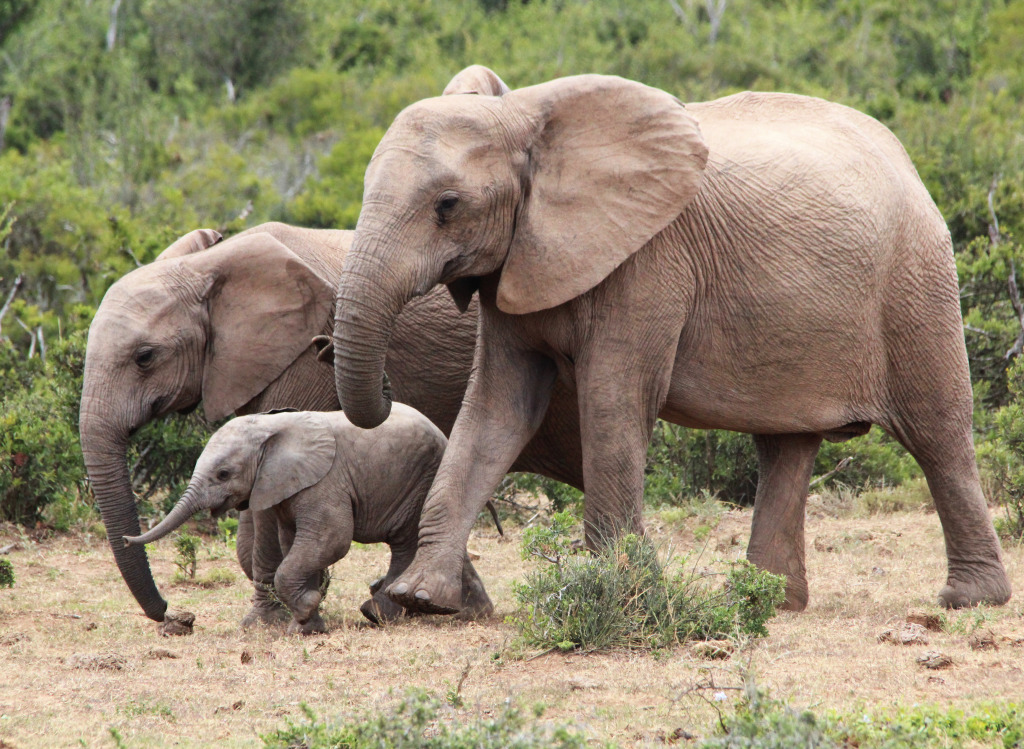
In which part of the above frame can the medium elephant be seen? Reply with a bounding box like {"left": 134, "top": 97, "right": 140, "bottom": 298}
{"left": 124, "top": 406, "right": 490, "bottom": 631}
{"left": 332, "top": 65, "right": 1011, "bottom": 614}
{"left": 80, "top": 220, "right": 583, "bottom": 624}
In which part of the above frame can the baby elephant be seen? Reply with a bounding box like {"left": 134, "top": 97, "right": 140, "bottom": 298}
{"left": 124, "top": 405, "right": 493, "bottom": 633}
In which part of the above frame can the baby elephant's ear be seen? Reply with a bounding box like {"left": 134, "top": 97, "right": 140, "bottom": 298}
{"left": 250, "top": 413, "right": 337, "bottom": 512}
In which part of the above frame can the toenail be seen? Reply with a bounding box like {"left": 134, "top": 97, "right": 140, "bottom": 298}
{"left": 393, "top": 583, "right": 409, "bottom": 595}
{"left": 415, "top": 589, "right": 431, "bottom": 601}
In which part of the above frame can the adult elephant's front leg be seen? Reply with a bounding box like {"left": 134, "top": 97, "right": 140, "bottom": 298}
{"left": 746, "top": 433, "right": 822, "bottom": 612}
{"left": 385, "top": 340, "right": 558, "bottom": 614}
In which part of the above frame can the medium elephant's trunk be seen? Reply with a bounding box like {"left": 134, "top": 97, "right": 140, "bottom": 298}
{"left": 334, "top": 240, "right": 420, "bottom": 429}
{"left": 79, "top": 401, "right": 168, "bottom": 622}
{"left": 123, "top": 483, "right": 208, "bottom": 546}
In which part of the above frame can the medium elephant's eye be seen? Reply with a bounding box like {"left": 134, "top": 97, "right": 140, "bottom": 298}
{"left": 134, "top": 347, "right": 155, "bottom": 368}
{"left": 216, "top": 469, "right": 231, "bottom": 482}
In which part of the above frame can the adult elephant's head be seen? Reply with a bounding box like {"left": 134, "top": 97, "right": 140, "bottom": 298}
{"left": 79, "top": 230, "right": 334, "bottom": 621}
{"left": 333, "top": 67, "right": 708, "bottom": 428}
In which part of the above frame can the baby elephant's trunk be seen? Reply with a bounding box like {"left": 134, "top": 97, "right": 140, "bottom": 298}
{"left": 123, "top": 485, "right": 207, "bottom": 547}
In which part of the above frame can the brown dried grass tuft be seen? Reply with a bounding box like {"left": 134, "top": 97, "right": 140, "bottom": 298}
{"left": 0, "top": 505, "right": 1021, "bottom": 747}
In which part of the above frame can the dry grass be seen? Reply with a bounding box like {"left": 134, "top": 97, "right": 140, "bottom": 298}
{"left": 1, "top": 504, "right": 1022, "bottom": 748}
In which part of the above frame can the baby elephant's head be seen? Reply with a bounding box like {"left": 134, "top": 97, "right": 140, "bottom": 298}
{"left": 123, "top": 412, "right": 337, "bottom": 548}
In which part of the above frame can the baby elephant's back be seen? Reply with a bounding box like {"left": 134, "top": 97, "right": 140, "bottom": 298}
{"left": 332, "top": 402, "right": 448, "bottom": 500}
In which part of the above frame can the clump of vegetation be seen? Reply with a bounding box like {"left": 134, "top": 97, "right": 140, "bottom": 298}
{"left": 512, "top": 512, "right": 785, "bottom": 652}
{"left": 704, "top": 681, "right": 1024, "bottom": 748}
{"left": 261, "top": 691, "right": 588, "bottom": 749}
{"left": 0, "top": 558, "right": 13, "bottom": 588}
{"left": 173, "top": 532, "right": 200, "bottom": 580}
{"left": 979, "top": 357, "right": 1024, "bottom": 542}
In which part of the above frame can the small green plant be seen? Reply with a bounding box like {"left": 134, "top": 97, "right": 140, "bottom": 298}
{"left": 939, "top": 607, "right": 993, "bottom": 636}
{"left": 260, "top": 691, "right": 588, "bottom": 749}
{"left": 173, "top": 532, "right": 200, "bottom": 580}
{"left": 217, "top": 515, "right": 238, "bottom": 546}
{"left": 0, "top": 558, "right": 14, "bottom": 588}
{"left": 702, "top": 680, "right": 836, "bottom": 748}
{"left": 512, "top": 522, "right": 785, "bottom": 652}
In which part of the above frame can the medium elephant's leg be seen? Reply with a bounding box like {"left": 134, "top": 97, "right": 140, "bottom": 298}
{"left": 454, "top": 557, "right": 494, "bottom": 621}
{"left": 888, "top": 416, "right": 1010, "bottom": 608}
{"left": 746, "top": 433, "right": 822, "bottom": 612}
{"left": 385, "top": 335, "right": 558, "bottom": 614}
{"left": 240, "top": 513, "right": 290, "bottom": 629}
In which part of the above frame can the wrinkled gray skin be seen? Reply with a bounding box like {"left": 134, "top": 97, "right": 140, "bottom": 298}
{"left": 332, "top": 65, "right": 1011, "bottom": 614}
{"left": 124, "top": 406, "right": 487, "bottom": 632}
{"left": 79, "top": 221, "right": 583, "bottom": 624}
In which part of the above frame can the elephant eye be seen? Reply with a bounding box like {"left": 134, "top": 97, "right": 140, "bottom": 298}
{"left": 216, "top": 469, "right": 231, "bottom": 482}
{"left": 134, "top": 347, "right": 155, "bottom": 368}
{"left": 435, "top": 193, "right": 460, "bottom": 222}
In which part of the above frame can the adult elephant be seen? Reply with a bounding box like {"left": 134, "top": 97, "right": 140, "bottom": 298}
{"left": 80, "top": 220, "right": 583, "bottom": 623}
{"left": 332, "top": 65, "right": 1011, "bottom": 614}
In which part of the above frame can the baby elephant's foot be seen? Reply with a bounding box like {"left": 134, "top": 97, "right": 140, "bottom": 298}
{"left": 359, "top": 591, "right": 406, "bottom": 625}
{"left": 386, "top": 563, "right": 462, "bottom": 615}
{"left": 240, "top": 600, "right": 291, "bottom": 630}
{"left": 287, "top": 612, "right": 327, "bottom": 636}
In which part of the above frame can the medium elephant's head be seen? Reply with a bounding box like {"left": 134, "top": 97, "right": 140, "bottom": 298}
{"left": 333, "top": 66, "right": 709, "bottom": 428}
{"left": 124, "top": 412, "right": 337, "bottom": 548}
{"left": 79, "top": 230, "right": 334, "bottom": 621}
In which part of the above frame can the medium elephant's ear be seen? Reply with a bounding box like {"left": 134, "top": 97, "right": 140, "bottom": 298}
{"left": 154, "top": 229, "right": 223, "bottom": 261}
{"left": 443, "top": 65, "right": 510, "bottom": 97}
{"left": 496, "top": 75, "right": 709, "bottom": 315}
{"left": 250, "top": 413, "right": 337, "bottom": 512}
{"left": 195, "top": 233, "right": 335, "bottom": 421}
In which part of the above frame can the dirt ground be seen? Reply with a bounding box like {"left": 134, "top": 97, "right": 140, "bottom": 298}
{"left": 1, "top": 501, "right": 1022, "bottom": 748}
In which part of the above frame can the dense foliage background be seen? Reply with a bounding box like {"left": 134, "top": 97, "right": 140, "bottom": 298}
{"left": 1, "top": 0, "right": 1023, "bottom": 528}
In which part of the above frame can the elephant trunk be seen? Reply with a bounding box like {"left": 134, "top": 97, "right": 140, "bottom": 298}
{"left": 334, "top": 239, "right": 422, "bottom": 429}
{"left": 123, "top": 483, "right": 209, "bottom": 546}
{"left": 79, "top": 402, "right": 168, "bottom": 622}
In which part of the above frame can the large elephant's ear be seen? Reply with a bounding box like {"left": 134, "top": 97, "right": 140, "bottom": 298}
{"left": 250, "top": 413, "right": 337, "bottom": 512}
{"left": 443, "top": 65, "right": 510, "bottom": 96}
{"left": 496, "top": 75, "right": 708, "bottom": 315}
{"left": 195, "top": 233, "right": 335, "bottom": 421}
{"left": 155, "top": 229, "right": 223, "bottom": 261}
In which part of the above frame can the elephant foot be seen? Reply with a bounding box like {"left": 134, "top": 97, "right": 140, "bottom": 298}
{"left": 938, "top": 562, "right": 1011, "bottom": 609}
{"left": 454, "top": 596, "right": 493, "bottom": 621}
{"left": 746, "top": 549, "right": 808, "bottom": 613}
{"left": 456, "top": 562, "right": 494, "bottom": 621}
{"left": 359, "top": 591, "right": 406, "bottom": 625}
{"left": 287, "top": 612, "right": 327, "bottom": 635}
{"left": 385, "top": 563, "right": 462, "bottom": 615}
{"left": 240, "top": 600, "right": 292, "bottom": 630}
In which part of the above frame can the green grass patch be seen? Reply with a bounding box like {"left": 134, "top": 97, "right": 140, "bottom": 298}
{"left": 0, "top": 558, "right": 13, "bottom": 588}
{"left": 511, "top": 513, "right": 785, "bottom": 653}
{"left": 261, "top": 690, "right": 589, "bottom": 749}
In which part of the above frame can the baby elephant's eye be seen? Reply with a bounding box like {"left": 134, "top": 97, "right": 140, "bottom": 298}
{"left": 435, "top": 192, "right": 460, "bottom": 222}
{"left": 216, "top": 469, "right": 231, "bottom": 482}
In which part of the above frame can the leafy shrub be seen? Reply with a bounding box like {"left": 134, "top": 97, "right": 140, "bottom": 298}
{"left": 496, "top": 473, "right": 583, "bottom": 514}
{"left": 978, "top": 356, "right": 1024, "bottom": 542}
{"left": 512, "top": 515, "right": 785, "bottom": 652}
{"left": 173, "top": 532, "right": 200, "bottom": 581}
{"left": 646, "top": 422, "right": 758, "bottom": 506}
{"left": 702, "top": 682, "right": 837, "bottom": 749}
{"left": 261, "top": 691, "right": 588, "bottom": 749}
{"left": 0, "top": 335, "right": 89, "bottom": 525}
{"left": 0, "top": 558, "right": 13, "bottom": 588}
{"left": 814, "top": 428, "right": 922, "bottom": 491}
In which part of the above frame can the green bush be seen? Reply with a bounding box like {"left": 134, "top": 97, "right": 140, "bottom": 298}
{"left": 702, "top": 682, "right": 837, "bottom": 749}
{"left": 173, "top": 532, "right": 200, "bottom": 581}
{"left": 978, "top": 356, "right": 1024, "bottom": 542}
{"left": 645, "top": 422, "right": 759, "bottom": 506}
{"left": 0, "top": 558, "right": 13, "bottom": 588}
{"left": 261, "top": 691, "right": 588, "bottom": 749}
{"left": 513, "top": 516, "right": 785, "bottom": 652}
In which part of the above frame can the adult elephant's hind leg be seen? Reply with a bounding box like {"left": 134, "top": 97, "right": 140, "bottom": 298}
{"left": 746, "top": 433, "right": 822, "bottom": 612}
{"left": 890, "top": 414, "right": 1010, "bottom": 608}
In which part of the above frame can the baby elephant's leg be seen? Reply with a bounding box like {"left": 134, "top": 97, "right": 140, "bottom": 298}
{"left": 360, "top": 546, "right": 414, "bottom": 625}
{"left": 240, "top": 513, "right": 290, "bottom": 629}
